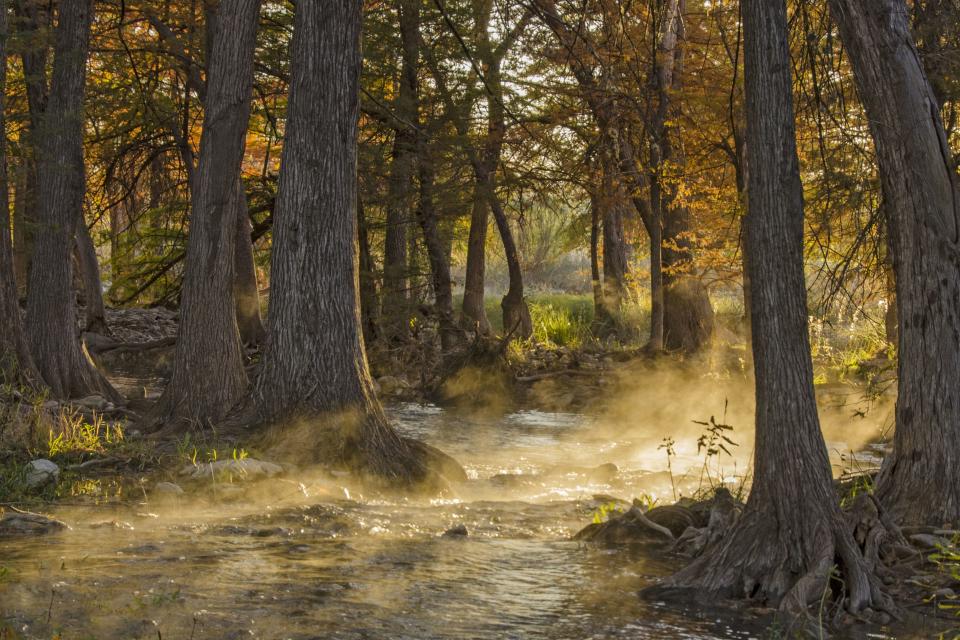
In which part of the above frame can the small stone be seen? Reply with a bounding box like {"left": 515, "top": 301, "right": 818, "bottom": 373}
{"left": 588, "top": 463, "right": 619, "bottom": 483}
{"left": 75, "top": 395, "right": 108, "bottom": 411}
{"left": 911, "top": 533, "right": 950, "bottom": 549}
{"left": 24, "top": 459, "right": 60, "bottom": 489}
{"left": 934, "top": 588, "right": 957, "bottom": 599}
{"left": 153, "top": 482, "right": 185, "bottom": 496}
{"left": 442, "top": 524, "right": 468, "bottom": 538}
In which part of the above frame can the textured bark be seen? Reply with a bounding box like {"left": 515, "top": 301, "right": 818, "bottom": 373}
{"left": 461, "top": 192, "right": 491, "bottom": 333}
{"left": 152, "top": 0, "right": 260, "bottom": 426}
{"left": 12, "top": 161, "right": 27, "bottom": 298}
{"left": 600, "top": 163, "right": 629, "bottom": 313}
{"left": 357, "top": 196, "right": 380, "bottom": 345}
{"left": 0, "top": 5, "right": 41, "bottom": 389}
{"left": 25, "top": 0, "right": 116, "bottom": 401}
{"left": 232, "top": 180, "right": 265, "bottom": 345}
{"left": 828, "top": 0, "right": 960, "bottom": 526}
{"left": 12, "top": 0, "right": 51, "bottom": 300}
{"left": 589, "top": 190, "right": 606, "bottom": 323}
{"left": 416, "top": 140, "right": 460, "bottom": 352}
{"left": 650, "top": 0, "right": 889, "bottom": 615}
{"left": 652, "top": 0, "right": 714, "bottom": 353}
{"left": 74, "top": 217, "right": 109, "bottom": 335}
{"left": 252, "top": 0, "right": 430, "bottom": 482}
{"left": 380, "top": 0, "right": 420, "bottom": 342}
{"left": 474, "top": 6, "right": 531, "bottom": 339}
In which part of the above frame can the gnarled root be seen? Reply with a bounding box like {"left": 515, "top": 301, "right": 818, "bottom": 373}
{"left": 644, "top": 501, "right": 899, "bottom": 626}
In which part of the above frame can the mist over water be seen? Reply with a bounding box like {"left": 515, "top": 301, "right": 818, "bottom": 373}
{"left": 0, "top": 364, "right": 897, "bottom": 639}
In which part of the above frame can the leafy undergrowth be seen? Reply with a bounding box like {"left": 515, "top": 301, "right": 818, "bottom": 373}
{"left": 0, "top": 385, "right": 149, "bottom": 505}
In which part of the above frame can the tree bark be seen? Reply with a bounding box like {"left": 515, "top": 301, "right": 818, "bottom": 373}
{"left": 600, "top": 157, "right": 629, "bottom": 313}
{"left": 461, "top": 191, "right": 491, "bottom": 333}
{"left": 0, "top": 4, "right": 41, "bottom": 389}
{"left": 75, "top": 216, "right": 109, "bottom": 335}
{"left": 232, "top": 180, "right": 265, "bottom": 345}
{"left": 589, "top": 189, "right": 606, "bottom": 323}
{"left": 649, "top": 0, "right": 890, "bottom": 616}
{"left": 12, "top": 160, "right": 27, "bottom": 298}
{"left": 12, "top": 0, "right": 51, "bottom": 299}
{"left": 152, "top": 0, "right": 260, "bottom": 426}
{"left": 251, "top": 0, "right": 442, "bottom": 483}
{"left": 380, "top": 0, "right": 421, "bottom": 342}
{"left": 25, "top": 0, "right": 116, "bottom": 401}
{"left": 416, "top": 137, "right": 460, "bottom": 352}
{"left": 357, "top": 195, "right": 380, "bottom": 346}
{"left": 828, "top": 0, "right": 960, "bottom": 526}
{"left": 652, "top": 0, "right": 714, "bottom": 353}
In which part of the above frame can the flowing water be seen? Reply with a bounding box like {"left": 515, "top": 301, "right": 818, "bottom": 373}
{"left": 0, "top": 401, "right": 936, "bottom": 639}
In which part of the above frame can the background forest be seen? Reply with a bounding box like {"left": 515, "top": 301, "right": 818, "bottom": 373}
{"left": 9, "top": 0, "right": 951, "bottom": 357}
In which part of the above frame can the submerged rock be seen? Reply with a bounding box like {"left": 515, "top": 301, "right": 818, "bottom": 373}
{"left": 24, "top": 459, "right": 60, "bottom": 489}
{"left": 574, "top": 506, "right": 676, "bottom": 544}
{"left": 442, "top": 524, "right": 468, "bottom": 538}
{"left": 179, "top": 458, "right": 285, "bottom": 481}
{"left": 587, "top": 463, "right": 619, "bottom": 483}
{"left": 0, "top": 511, "right": 67, "bottom": 537}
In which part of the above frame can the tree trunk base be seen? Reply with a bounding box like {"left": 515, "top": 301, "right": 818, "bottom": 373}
{"left": 245, "top": 406, "right": 467, "bottom": 491}
{"left": 644, "top": 495, "right": 898, "bottom": 625}
{"left": 663, "top": 277, "right": 714, "bottom": 353}
{"left": 502, "top": 292, "right": 532, "bottom": 340}
{"left": 875, "top": 454, "right": 960, "bottom": 528}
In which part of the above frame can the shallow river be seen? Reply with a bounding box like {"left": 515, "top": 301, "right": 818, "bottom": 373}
{"left": 0, "top": 403, "right": 937, "bottom": 639}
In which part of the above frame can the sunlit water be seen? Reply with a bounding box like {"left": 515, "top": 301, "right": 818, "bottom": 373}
{"left": 0, "top": 402, "right": 928, "bottom": 639}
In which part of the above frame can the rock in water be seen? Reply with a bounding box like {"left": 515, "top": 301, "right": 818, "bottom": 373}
{"left": 153, "top": 482, "right": 185, "bottom": 496}
{"left": 179, "top": 458, "right": 284, "bottom": 481}
{"left": 442, "top": 524, "right": 468, "bottom": 538}
{"left": 24, "top": 459, "right": 60, "bottom": 489}
{"left": 574, "top": 506, "right": 675, "bottom": 544}
{"left": 0, "top": 511, "right": 67, "bottom": 537}
{"left": 588, "top": 463, "right": 619, "bottom": 483}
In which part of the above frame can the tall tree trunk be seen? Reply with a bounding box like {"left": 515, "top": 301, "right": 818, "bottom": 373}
{"left": 649, "top": 0, "right": 890, "bottom": 615}
{"left": 589, "top": 189, "right": 606, "bottom": 323}
{"left": 461, "top": 192, "right": 491, "bottom": 333}
{"left": 484, "top": 177, "right": 532, "bottom": 338}
{"left": 152, "top": 0, "right": 260, "bottom": 426}
{"left": 251, "top": 0, "right": 435, "bottom": 483}
{"left": 381, "top": 0, "right": 420, "bottom": 342}
{"left": 13, "top": 0, "right": 51, "bottom": 302}
{"left": 601, "top": 164, "right": 629, "bottom": 312}
{"left": 652, "top": 0, "right": 714, "bottom": 353}
{"left": 232, "top": 180, "right": 265, "bottom": 345}
{"left": 75, "top": 216, "right": 109, "bottom": 334}
{"left": 12, "top": 159, "right": 27, "bottom": 299}
{"left": 828, "top": 0, "right": 960, "bottom": 526}
{"left": 357, "top": 195, "right": 380, "bottom": 346}
{"left": 25, "top": 0, "right": 116, "bottom": 401}
{"left": 416, "top": 139, "right": 460, "bottom": 352}
{"left": 0, "top": 4, "right": 41, "bottom": 389}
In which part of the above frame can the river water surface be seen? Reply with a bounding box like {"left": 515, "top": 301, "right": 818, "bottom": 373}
{"left": 0, "top": 401, "right": 935, "bottom": 639}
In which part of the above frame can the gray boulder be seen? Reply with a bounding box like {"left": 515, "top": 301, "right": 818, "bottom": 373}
{"left": 24, "top": 459, "right": 60, "bottom": 489}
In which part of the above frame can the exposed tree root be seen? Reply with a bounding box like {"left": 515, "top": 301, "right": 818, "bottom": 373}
{"left": 644, "top": 497, "right": 900, "bottom": 626}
